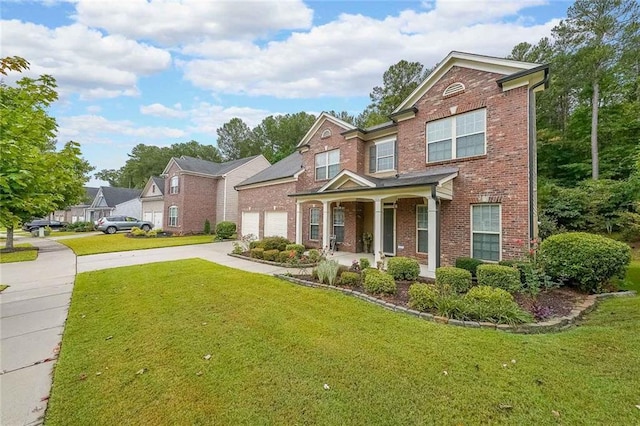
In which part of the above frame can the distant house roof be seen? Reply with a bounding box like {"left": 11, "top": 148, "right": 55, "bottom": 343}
{"left": 164, "top": 155, "right": 263, "bottom": 177}
{"left": 236, "top": 152, "right": 303, "bottom": 188}
{"left": 151, "top": 176, "right": 165, "bottom": 195}
{"left": 99, "top": 186, "right": 141, "bottom": 207}
{"left": 83, "top": 187, "right": 99, "bottom": 204}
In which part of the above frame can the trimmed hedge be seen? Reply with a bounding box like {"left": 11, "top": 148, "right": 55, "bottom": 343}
{"left": 462, "top": 286, "right": 532, "bottom": 324}
{"left": 339, "top": 271, "right": 361, "bottom": 286}
{"left": 307, "top": 249, "right": 322, "bottom": 263}
{"left": 455, "top": 257, "right": 484, "bottom": 277}
{"left": 261, "top": 236, "right": 291, "bottom": 251}
{"left": 215, "top": 221, "right": 236, "bottom": 239}
{"left": 539, "top": 232, "right": 631, "bottom": 293}
{"left": 285, "top": 244, "right": 305, "bottom": 256}
{"left": 250, "top": 247, "right": 264, "bottom": 259}
{"left": 435, "top": 266, "right": 472, "bottom": 293}
{"left": 263, "top": 249, "right": 279, "bottom": 261}
{"left": 363, "top": 269, "right": 397, "bottom": 295}
{"left": 387, "top": 257, "right": 421, "bottom": 281}
{"left": 476, "top": 264, "right": 522, "bottom": 293}
{"left": 359, "top": 258, "right": 371, "bottom": 270}
{"left": 408, "top": 283, "right": 438, "bottom": 311}
{"left": 465, "top": 285, "right": 514, "bottom": 305}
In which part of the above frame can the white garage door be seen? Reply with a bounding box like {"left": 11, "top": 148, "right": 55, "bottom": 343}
{"left": 264, "top": 211, "right": 288, "bottom": 238}
{"left": 153, "top": 212, "right": 163, "bottom": 229}
{"left": 143, "top": 211, "right": 153, "bottom": 222}
{"left": 242, "top": 212, "right": 260, "bottom": 239}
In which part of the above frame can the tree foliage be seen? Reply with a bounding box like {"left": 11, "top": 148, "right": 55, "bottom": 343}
{"left": 0, "top": 57, "right": 92, "bottom": 249}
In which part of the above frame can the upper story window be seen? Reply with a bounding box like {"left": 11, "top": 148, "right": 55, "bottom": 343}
{"left": 315, "top": 149, "right": 340, "bottom": 181}
{"left": 170, "top": 176, "right": 179, "bottom": 194}
{"left": 426, "top": 108, "right": 486, "bottom": 163}
{"left": 369, "top": 139, "right": 396, "bottom": 173}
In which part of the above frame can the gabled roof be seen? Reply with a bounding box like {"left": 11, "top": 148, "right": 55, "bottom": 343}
{"left": 162, "top": 155, "right": 263, "bottom": 177}
{"left": 151, "top": 176, "right": 165, "bottom": 194}
{"left": 295, "top": 112, "right": 356, "bottom": 148}
{"left": 84, "top": 187, "right": 99, "bottom": 204}
{"left": 236, "top": 152, "right": 303, "bottom": 188}
{"left": 98, "top": 186, "right": 142, "bottom": 207}
{"left": 140, "top": 176, "right": 165, "bottom": 198}
{"left": 394, "top": 51, "right": 547, "bottom": 112}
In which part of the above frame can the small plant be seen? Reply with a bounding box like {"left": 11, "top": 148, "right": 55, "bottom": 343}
{"left": 387, "top": 257, "right": 421, "bottom": 281}
{"left": 476, "top": 264, "right": 522, "bottom": 293}
{"left": 339, "top": 271, "right": 360, "bottom": 286}
{"left": 147, "top": 229, "right": 158, "bottom": 238}
{"left": 232, "top": 242, "right": 244, "bottom": 255}
{"left": 362, "top": 232, "right": 373, "bottom": 253}
{"left": 359, "top": 257, "right": 371, "bottom": 270}
{"left": 377, "top": 252, "right": 386, "bottom": 270}
{"left": 285, "top": 244, "right": 305, "bottom": 256}
{"left": 435, "top": 266, "right": 472, "bottom": 293}
{"left": 263, "top": 249, "right": 279, "bottom": 261}
{"left": 363, "top": 269, "right": 396, "bottom": 295}
{"left": 215, "top": 221, "right": 236, "bottom": 239}
{"left": 278, "top": 250, "right": 293, "bottom": 263}
{"left": 203, "top": 219, "right": 211, "bottom": 235}
{"left": 350, "top": 259, "right": 361, "bottom": 272}
{"left": 307, "top": 249, "right": 322, "bottom": 263}
{"left": 408, "top": 283, "right": 438, "bottom": 311}
{"left": 261, "top": 236, "right": 291, "bottom": 251}
{"left": 316, "top": 260, "right": 340, "bottom": 286}
{"left": 250, "top": 247, "right": 264, "bottom": 259}
{"left": 454, "top": 257, "right": 484, "bottom": 277}
{"left": 462, "top": 286, "right": 533, "bottom": 324}
{"left": 130, "top": 226, "right": 147, "bottom": 237}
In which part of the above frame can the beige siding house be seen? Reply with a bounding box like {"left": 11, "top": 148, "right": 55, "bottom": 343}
{"left": 140, "top": 176, "right": 165, "bottom": 229}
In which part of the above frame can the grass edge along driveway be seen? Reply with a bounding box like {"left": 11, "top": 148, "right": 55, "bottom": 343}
{"left": 0, "top": 243, "right": 38, "bottom": 263}
{"left": 58, "top": 233, "right": 214, "bottom": 256}
{"left": 46, "top": 259, "right": 640, "bottom": 425}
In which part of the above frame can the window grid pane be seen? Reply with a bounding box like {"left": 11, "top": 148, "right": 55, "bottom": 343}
{"left": 428, "top": 140, "right": 452, "bottom": 162}
{"left": 472, "top": 233, "right": 499, "bottom": 261}
{"left": 417, "top": 206, "right": 428, "bottom": 229}
{"left": 472, "top": 205, "right": 499, "bottom": 232}
{"left": 456, "top": 133, "right": 484, "bottom": 158}
{"left": 309, "top": 208, "right": 320, "bottom": 240}
{"left": 418, "top": 230, "right": 428, "bottom": 253}
{"left": 427, "top": 118, "right": 452, "bottom": 142}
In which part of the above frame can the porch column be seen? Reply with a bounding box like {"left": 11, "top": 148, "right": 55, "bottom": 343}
{"left": 427, "top": 195, "right": 438, "bottom": 275}
{"left": 373, "top": 197, "right": 383, "bottom": 264}
{"left": 295, "top": 201, "right": 302, "bottom": 244}
{"left": 322, "top": 200, "right": 330, "bottom": 250}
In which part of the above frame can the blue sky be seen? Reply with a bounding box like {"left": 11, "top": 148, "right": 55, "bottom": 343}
{"left": 2, "top": 0, "right": 571, "bottom": 186}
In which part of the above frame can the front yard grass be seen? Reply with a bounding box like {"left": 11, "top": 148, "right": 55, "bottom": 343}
{"left": 58, "top": 233, "right": 214, "bottom": 256}
{"left": 0, "top": 243, "right": 38, "bottom": 263}
{"left": 47, "top": 259, "right": 640, "bottom": 425}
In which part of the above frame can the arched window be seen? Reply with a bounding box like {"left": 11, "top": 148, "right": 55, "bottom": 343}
{"left": 321, "top": 129, "right": 332, "bottom": 139}
{"left": 443, "top": 82, "right": 465, "bottom": 97}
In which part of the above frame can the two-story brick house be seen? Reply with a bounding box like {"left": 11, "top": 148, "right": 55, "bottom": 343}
{"left": 236, "top": 51, "right": 549, "bottom": 277}
{"left": 162, "top": 155, "right": 270, "bottom": 234}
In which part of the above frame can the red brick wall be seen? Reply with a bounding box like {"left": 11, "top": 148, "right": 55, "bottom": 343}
{"left": 237, "top": 181, "right": 297, "bottom": 241}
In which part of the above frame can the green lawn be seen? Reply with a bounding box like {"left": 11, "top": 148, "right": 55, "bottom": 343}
{"left": 58, "top": 233, "right": 214, "bottom": 255}
{"left": 0, "top": 243, "right": 38, "bottom": 263}
{"left": 621, "top": 245, "right": 640, "bottom": 292}
{"left": 47, "top": 259, "right": 640, "bottom": 425}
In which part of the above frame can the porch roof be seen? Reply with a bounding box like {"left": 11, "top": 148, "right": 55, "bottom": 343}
{"left": 289, "top": 166, "right": 458, "bottom": 198}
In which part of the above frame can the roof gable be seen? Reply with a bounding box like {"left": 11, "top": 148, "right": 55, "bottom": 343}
{"left": 394, "top": 51, "right": 545, "bottom": 112}
{"left": 141, "top": 176, "right": 165, "bottom": 198}
{"left": 295, "top": 112, "right": 356, "bottom": 148}
{"left": 318, "top": 170, "right": 377, "bottom": 192}
{"left": 161, "top": 155, "right": 264, "bottom": 177}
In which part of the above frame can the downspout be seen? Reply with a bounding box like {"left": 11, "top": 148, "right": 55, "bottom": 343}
{"left": 223, "top": 176, "right": 227, "bottom": 222}
{"left": 431, "top": 186, "right": 441, "bottom": 268}
{"left": 528, "top": 68, "right": 549, "bottom": 241}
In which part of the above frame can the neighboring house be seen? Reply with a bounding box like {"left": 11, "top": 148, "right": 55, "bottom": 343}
{"left": 236, "top": 51, "right": 549, "bottom": 277}
{"left": 162, "top": 155, "right": 270, "bottom": 234}
{"left": 140, "top": 176, "right": 165, "bottom": 229}
{"left": 51, "top": 186, "right": 99, "bottom": 223}
{"left": 87, "top": 186, "right": 142, "bottom": 222}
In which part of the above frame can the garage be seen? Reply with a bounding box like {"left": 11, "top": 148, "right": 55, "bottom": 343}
{"left": 241, "top": 212, "right": 260, "bottom": 239}
{"left": 264, "top": 211, "right": 288, "bottom": 238}
{"left": 143, "top": 211, "right": 163, "bottom": 229}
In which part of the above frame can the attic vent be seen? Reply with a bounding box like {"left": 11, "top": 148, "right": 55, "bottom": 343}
{"left": 321, "top": 129, "right": 332, "bottom": 139}
{"left": 443, "top": 82, "right": 465, "bottom": 97}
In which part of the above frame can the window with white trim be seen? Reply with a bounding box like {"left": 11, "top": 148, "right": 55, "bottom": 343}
{"left": 471, "top": 204, "right": 500, "bottom": 261}
{"left": 168, "top": 206, "right": 178, "bottom": 227}
{"left": 426, "top": 109, "right": 486, "bottom": 162}
{"left": 369, "top": 139, "right": 396, "bottom": 173}
{"left": 416, "top": 205, "right": 428, "bottom": 253}
{"left": 315, "top": 149, "right": 340, "bottom": 180}
{"left": 309, "top": 207, "right": 320, "bottom": 240}
{"left": 333, "top": 207, "right": 344, "bottom": 243}
{"left": 170, "top": 176, "right": 179, "bottom": 194}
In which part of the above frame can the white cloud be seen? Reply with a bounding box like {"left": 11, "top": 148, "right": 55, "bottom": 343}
{"left": 140, "top": 103, "right": 187, "bottom": 118}
{"left": 187, "top": 102, "right": 274, "bottom": 135}
{"left": 1, "top": 20, "right": 171, "bottom": 99}
{"left": 86, "top": 105, "right": 102, "bottom": 113}
{"left": 74, "top": 0, "right": 313, "bottom": 45}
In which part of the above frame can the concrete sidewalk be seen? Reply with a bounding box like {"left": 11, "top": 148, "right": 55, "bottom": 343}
{"left": 0, "top": 238, "right": 76, "bottom": 426}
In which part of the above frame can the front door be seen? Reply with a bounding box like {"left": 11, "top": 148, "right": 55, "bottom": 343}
{"left": 383, "top": 206, "right": 395, "bottom": 255}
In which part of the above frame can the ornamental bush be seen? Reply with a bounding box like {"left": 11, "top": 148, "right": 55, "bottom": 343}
{"left": 476, "top": 264, "right": 522, "bottom": 293}
{"left": 263, "top": 249, "right": 279, "bottom": 261}
{"left": 307, "top": 249, "right": 322, "bottom": 263}
{"left": 215, "top": 221, "right": 236, "bottom": 239}
{"left": 539, "top": 232, "right": 631, "bottom": 293}
{"left": 363, "top": 269, "right": 396, "bottom": 295}
{"left": 261, "top": 236, "right": 291, "bottom": 251}
{"left": 359, "top": 257, "right": 371, "bottom": 270}
{"left": 285, "top": 244, "right": 305, "bottom": 256}
{"left": 408, "top": 283, "right": 438, "bottom": 311}
{"left": 339, "top": 271, "right": 360, "bottom": 286}
{"left": 435, "top": 266, "right": 472, "bottom": 293}
{"left": 278, "top": 250, "right": 293, "bottom": 263}
{"left": 250, "top": 247, "right": 264, "bottom": 259}
{"left": 316, "top": 260, "right": 340, "bottom": 286}
{"left": 455, "top": 257, "right": 485, "bottom": 277}
{"left": 386, "top": 257, "right": 421, "bottom": 281}
{"left": 130, "top": 226, "right": 146, "bottom": 237}
{"left": 462, "top": 286, "right": 532, "bottom": 324}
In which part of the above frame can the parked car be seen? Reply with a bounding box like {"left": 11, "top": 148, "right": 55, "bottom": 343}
{"left": 95, "top": 216, "right": 153, "bottom": 234}
{"left": 22, "top": 219, "right": 68, "bottom": 232}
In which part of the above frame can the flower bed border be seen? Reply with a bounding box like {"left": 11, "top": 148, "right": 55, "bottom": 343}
{"left": 228, "top": 253, "right": 318, "bottom": 268}
{"left": 275, "top": 274, "right": 637, "bottom": 334}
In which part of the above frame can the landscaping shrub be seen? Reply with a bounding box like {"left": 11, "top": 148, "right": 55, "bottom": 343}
{"left": 465, "top": 285, "right": 514, "bottom": 305}
{"left": 339, "top": 271, "right": 360, "bottom": 286}
{"left": 476, "top": 264, "right": 522, "bottom": 293}
{"left": 278, "top": 250, "right": 293, "bottom": 263}
{"left": 316, "top": 260, "right": 340, "bottom": 285}
{"left": 63, "top": 221, "right": 94, "bottom": 232}
{"left": 263, "top": 249, "right": 279, "bottom": 261}
{"left": 337, "top": 264, "right": 350, "bottom": 277}
{"left": 455, "top": 257, "right": 484, "bottom": 277}
{"left": 203, "top": 219, "right": 211, "bottom": 235}
{"left": 435, "top": 266, "right": 472, "bottom": 293}
{"left": 249, "top": 240, "right": 261, "bottom": 250}
{"left": 307, "top": 249, "right": 322, "bottom": 263}
{"left": 215, "top": 221, "right": 236, "bottom": 239}
{"left": 363, "top": 269, "right": 396, "bottom": 295}
{"left": 434, "top": 294, "right": 467, "bottom": 318}
{"left": 462, "top": 286, "right": 533, "bottom": 324}
{"left": 386, "top": 257, "right": 421, "bottom": 281}
{"left": 147, "top": 229, "right": 158, "bottom": 238}
{"left": 539, "top": 232, "right": 631, "bottom": 293}
{"left": 359, "top": 257, "right": 371, "bottom": 270}
{"left": 261, "top": 236, "right": 291, "bottom": 251}
{"left": 250, "top": 247, "right": 264, "bottom": 259}
{"left": 130, "top": 227, "right": 147, "bottom": 237}
{"left": 408, "top": 283, "right": 438, "bottom": 311}
{"left": 232, "top": 242, "right": 244, "bottom": 255}
{"left": 285, "top": 244, "right": 305, "bottom": 256}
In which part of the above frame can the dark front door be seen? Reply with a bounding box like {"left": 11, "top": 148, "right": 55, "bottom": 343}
{"left": 383, "top": 207, "right": 395, "bottom": 255}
